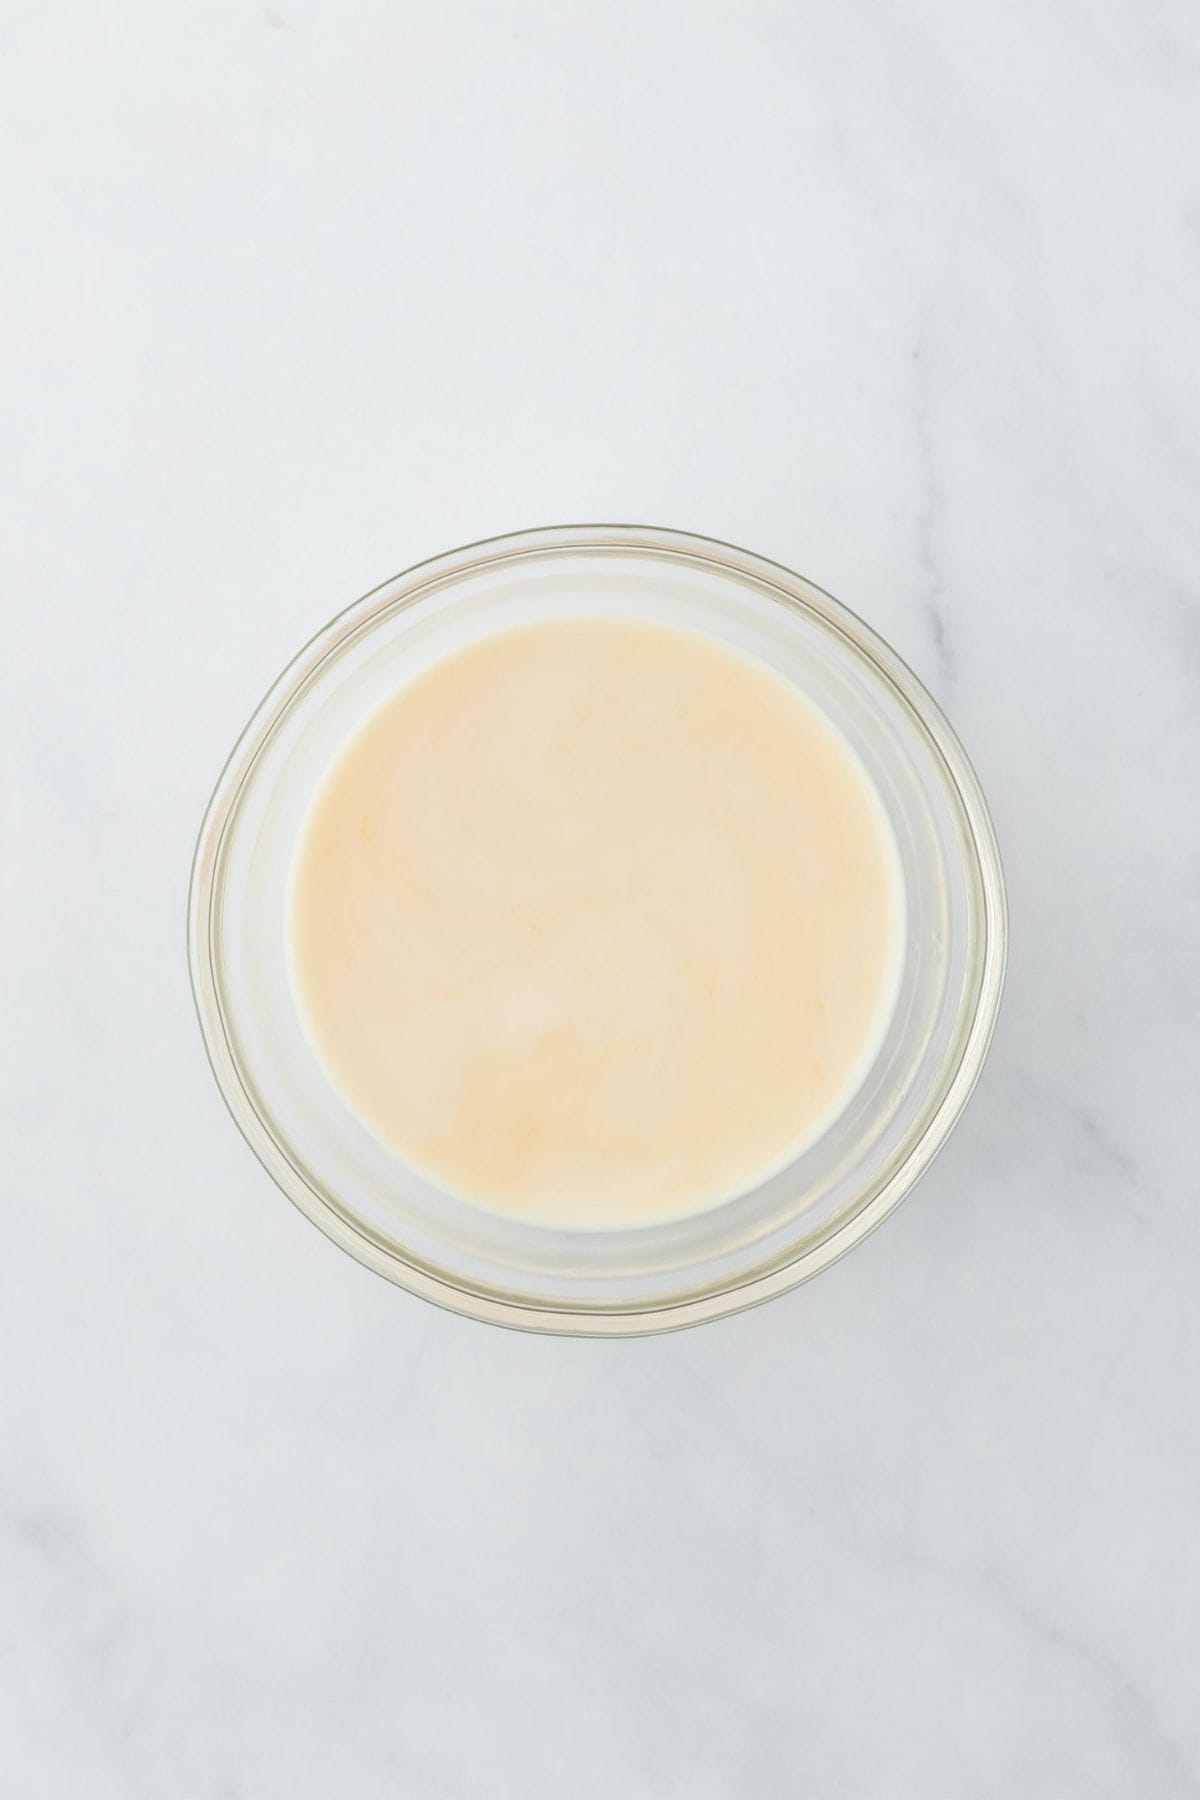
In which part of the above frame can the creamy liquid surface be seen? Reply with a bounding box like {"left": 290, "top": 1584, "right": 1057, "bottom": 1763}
{"left": 289, "top": 620, "right": 902, "bottom": 1227}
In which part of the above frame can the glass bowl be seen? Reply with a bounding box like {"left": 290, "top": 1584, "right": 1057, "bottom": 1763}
{"left": 188, "top": 525, "right": 1007, "bottom": 1334}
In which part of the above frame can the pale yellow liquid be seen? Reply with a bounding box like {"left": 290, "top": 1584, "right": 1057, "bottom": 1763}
{"left": 289, "top": 620, "right": 902, "bottom": 1227}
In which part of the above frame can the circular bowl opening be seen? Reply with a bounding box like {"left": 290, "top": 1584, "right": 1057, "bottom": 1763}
{"left": 189, "top": 525, "right": 1007, "bottom": 1334}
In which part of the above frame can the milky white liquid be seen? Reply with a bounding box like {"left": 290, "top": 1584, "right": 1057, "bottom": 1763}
{"left": 289, "top": 620, "right": 902, "bottom": 1227}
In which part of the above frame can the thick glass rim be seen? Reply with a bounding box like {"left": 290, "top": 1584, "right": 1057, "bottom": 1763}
{"left": 188, "top": 524, "right": 1008, "bottom": 1335}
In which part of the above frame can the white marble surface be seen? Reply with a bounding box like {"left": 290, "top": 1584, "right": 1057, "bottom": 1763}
{"left": 4, "top": 2, "right": 1199, "bottom": 1794}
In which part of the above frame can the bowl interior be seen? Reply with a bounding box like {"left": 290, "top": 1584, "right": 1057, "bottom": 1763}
{"left": 191, "top": 528, "right": 1005, "bottom": 1331}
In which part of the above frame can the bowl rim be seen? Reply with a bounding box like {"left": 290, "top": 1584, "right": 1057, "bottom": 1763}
{"left": 188, "top": 523, "right": 1008, "bottom": 1335}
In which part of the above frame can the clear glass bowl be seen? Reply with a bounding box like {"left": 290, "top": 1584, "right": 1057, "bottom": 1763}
{"left": 188, "top": 525, "right": 1007, "bottom": 1334}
